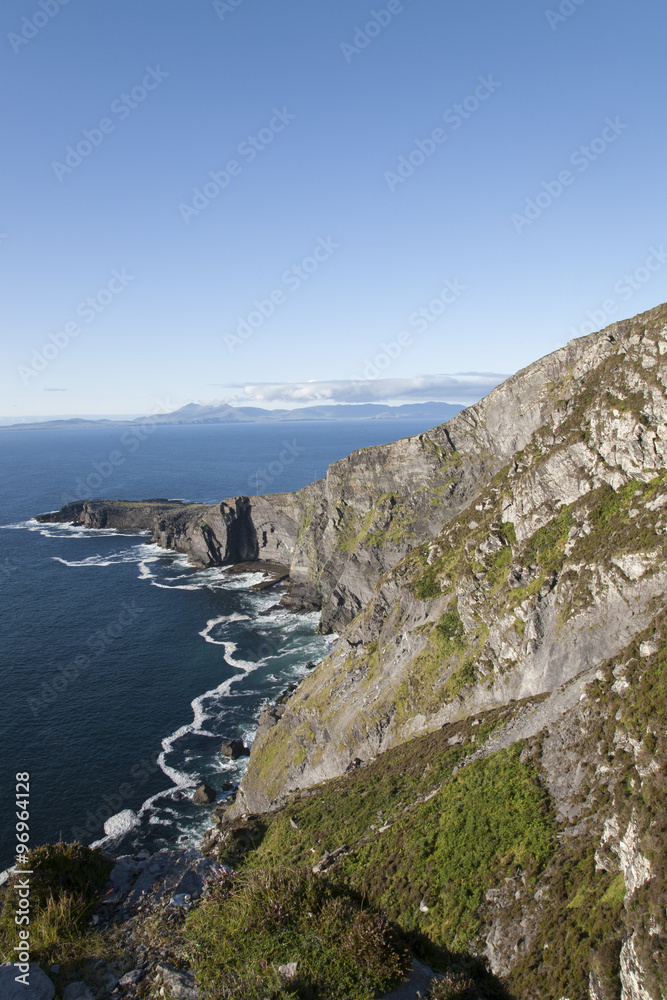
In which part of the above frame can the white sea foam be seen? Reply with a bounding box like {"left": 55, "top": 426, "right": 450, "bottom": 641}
{"left": 222, "top": 641, "right": 259, "bottom": 672}
{"left": 198, "top": 613, "right": 251, "bottom": 645}
{"left": 156, "top": 673, "right": 238, "bottom": 788}
{"left": 53, "top": 545, "right": 152, "bottom": 568}
{"left": 102, "top": 808, "right": 139, "bottom": 839}
{"left": 43, "top": 519, "right": 330, "bottom": 854}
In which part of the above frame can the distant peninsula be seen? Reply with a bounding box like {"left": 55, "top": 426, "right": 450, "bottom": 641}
{"left": 2, "top": 400, "right": 463, "bottom": 430}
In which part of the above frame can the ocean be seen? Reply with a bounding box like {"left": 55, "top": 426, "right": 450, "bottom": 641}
{"left": 0, "top": 419, "right": 439, "bottom": 871}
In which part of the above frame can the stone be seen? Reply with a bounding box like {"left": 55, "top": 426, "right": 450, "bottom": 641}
{"left": 620, "top": 934, "right": 652, "bottom": 1000}
{"left": 619, "top": 816, "right": 652, "bottom": 898}
{"left": 278, "top": 963, "right": 298, "bottom": 979}
{"left": 379, "top": 959, "right": 436, "bottom": 999}
{"left": 192, "top": 784, "right": 216, "bottom": 805}
{"left": 312, "top": 845, "right": 348, "bottom": 874}
{"left": 0, "top": 964, "right": 55, "bottom": 1000}
{"left": 219, "top": 738, "right": 250, "bottom": 760}
{"left": 156, "top": 964, "right": 200, "bottom": 1000}
{"left": 63, "top": 985, "right": 95, "bottom": 1000}
{"left": 109, "top": 855, "right": 141, "bottom": 893}
{"left": 119, "top": 969, "right": 145, "bottom": 987}
{"left": 169, "top": 893, "right": 192, "bottom": 908}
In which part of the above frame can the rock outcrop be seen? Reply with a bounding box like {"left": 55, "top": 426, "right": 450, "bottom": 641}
{"left": 39, "top": 311, "right": 627, "bottom": 632}
{"left": 36, "top": 302, "right": 667, "bottom": 999}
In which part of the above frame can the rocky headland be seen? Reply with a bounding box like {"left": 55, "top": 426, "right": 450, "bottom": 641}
{"left": 25, "top": 302, "right": 667, "bottom": 999}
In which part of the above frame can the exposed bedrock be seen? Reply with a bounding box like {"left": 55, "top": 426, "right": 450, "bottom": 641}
{"left": 37, "top": 309, "right": 634, "bottom": 633}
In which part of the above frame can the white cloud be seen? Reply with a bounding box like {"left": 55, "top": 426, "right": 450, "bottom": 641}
{"left": 231, "top": 374, "right": 507, "bottom": 405}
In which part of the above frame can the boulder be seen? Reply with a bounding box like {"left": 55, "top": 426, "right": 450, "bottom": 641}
{"left": 119, "top": 969, "right": 145, "bottom": 987}
{"left": 0, "top": 964, "right": 55, "bottom": 1000}
{"left": 379, "top": 959, "right": 436, "bottom": 1000}
{"left": 192, "top": 784, "right": 216, "bottom": 805}
{"left": 169, "top": 893, "right": 192, "bottom": 908}
{"left": 219, "top": 738, "right": 250, "bottom": 760}
{"left": 63, "top": 984, "right": 95, "bottom": 1000}
{"left": 156, "top": 964, "right": 200, "bottom": 1000}
{"left": 312, "top": 845, "right": 348, "bottom": 874}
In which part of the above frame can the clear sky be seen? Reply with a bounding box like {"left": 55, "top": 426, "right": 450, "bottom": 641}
{"left": 2, "top": 0, "right": 666, "bottom": 418}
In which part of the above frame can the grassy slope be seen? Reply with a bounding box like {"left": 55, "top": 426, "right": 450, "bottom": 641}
{"left": 198, "top": 606, "right": 667, "bottom": 999}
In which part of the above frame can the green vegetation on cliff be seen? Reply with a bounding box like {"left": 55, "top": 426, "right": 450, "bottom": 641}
{"left": 197, "top": 704, "right": 554, "bottom": 995}
{"left": 0, "top": 843, "right": 113, "bottom": 989}
{"left": 202, "top": 598, "right": 667, "bottom": 997}
{"left": 186, "top": 867, "right": 410, "bottom": 999}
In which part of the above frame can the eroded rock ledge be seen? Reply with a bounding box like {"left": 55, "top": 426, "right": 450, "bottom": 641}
{"left": 37, "top": 310, "right": 629, "bottom": 633}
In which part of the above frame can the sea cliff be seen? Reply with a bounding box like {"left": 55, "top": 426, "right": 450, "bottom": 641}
{"left": 36, "top": 302, "right": 667, "bottom": 999}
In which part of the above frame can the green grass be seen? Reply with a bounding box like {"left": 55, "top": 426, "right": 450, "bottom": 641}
{"left": 0, "top": 843, "right": 113, "bottom": 980}
{"left": 394, "top": 606, "right": 478, "bottom": 721}
{"left": 185, "top": 866, "right": 411, "bottom": 999}
{"left": 507, "top": 839, "right": 625, "bottom": 999}
{"left": 211, "top": 715, "right": 554, "bottom": 980}
{"left": 198, "top": 710, "right": 551, "bottom": 997}
{"left": 338, "top": 743, "right": 554, "bottom": 953}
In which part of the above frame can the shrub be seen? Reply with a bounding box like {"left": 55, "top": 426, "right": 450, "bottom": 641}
{"left": 0, "top": 842, "right": 112, "bottom": 964}
{"left": 186, "top": 866, "right": 411, "bottom": 999}
{"left": 426, "top": 969, "right": 479, "bottom": 999}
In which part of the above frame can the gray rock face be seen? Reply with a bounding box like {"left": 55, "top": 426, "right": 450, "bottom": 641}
{"left": 106, "top": 848, "right": 225, "bottom": 911}
{"left": 155, "top": 964, "right": 200, "bottom": 1000}
{"left": 118, "top": 969, "right": 145, "bottom": 987}
{"left": 229, "top": 304, "right": 667, "bottom": 819}
{"left": 0, "top": 964, "right": 55, "bottom": 1000}
{"left": 219, "top": 738, "right": 249, "bottom": 760}
{"left": 379, "top": 959, "right": 436, "bottom": 1000}
{"left": 192, "top": 784, "right": 216, "bottom": 805}
{"left": 62, "top": 984, "right": 95, "bottom": 1000}
{"left": 620, "top": 934, "right": 652, "bottom": 1000}
{"left": 38, "top": 316, "right": 621, "bottom": 634}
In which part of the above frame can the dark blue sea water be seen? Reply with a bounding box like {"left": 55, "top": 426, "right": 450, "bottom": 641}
{"left": 0, "top": 419, "right": 438, "bottom": 871}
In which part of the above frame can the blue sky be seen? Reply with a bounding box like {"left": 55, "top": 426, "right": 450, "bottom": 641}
{"left": 2, "top": 0, "right": 666, "bottom": 418}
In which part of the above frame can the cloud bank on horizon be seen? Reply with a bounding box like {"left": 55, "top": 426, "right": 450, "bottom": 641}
{"left": 227, "top": 374, "right": 507, "bottom": 406}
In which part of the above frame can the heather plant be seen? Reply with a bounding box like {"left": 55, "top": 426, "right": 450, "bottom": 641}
{"left": 186, "top": 865, "right": 411, "bottom": 999}
{"left": 0, "top": 842, "right": 112, "bottom": 966}
{"left": 426, "top": 969, "right": 479, "bottom": 999}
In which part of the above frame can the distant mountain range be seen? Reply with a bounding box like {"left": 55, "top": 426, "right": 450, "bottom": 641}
{"left": 2, "top": 401, "right": 464, "bottom": 430}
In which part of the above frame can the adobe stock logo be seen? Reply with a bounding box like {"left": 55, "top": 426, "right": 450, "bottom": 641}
{"left": 511, "top": 117, "right": 628, "bottom": 233}
{"left": 8, "top": 0, "right": 72, "bottom": 54}
{"left": 17, "top": 269, "right": 134, "bottom": 384}
{"left": 354, "top": 277, "right": 467, "bottom": 380}
{"left": 51, "top": 67, "right": 169, "bottom": 182}
{"left": 179, "top": 107, "right": 296, "bottom": 223}
{"left": 384, "top": 76, "right": 501, "bottom": 192}
{"left": 545, "top": 0, "right": 587, "bottom": 31}
{"left": 213, "top": 0, "right": 245, "bottom": 19}
{"left": 224, "top": 237, "right": 339, "bottom": 352}
{"left": 568, "top": 246, "right": 667, "bottom": 339}
{"left": 340, "top": 1, "right": 412, "bottom": 62}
